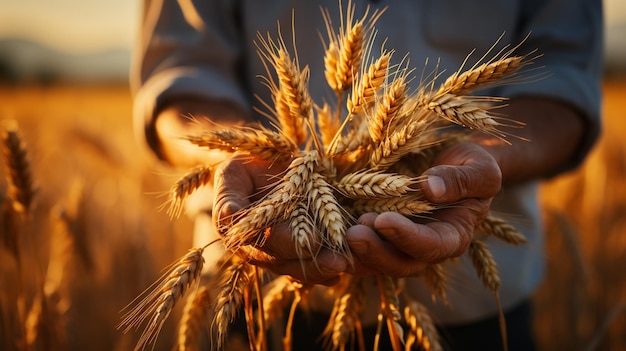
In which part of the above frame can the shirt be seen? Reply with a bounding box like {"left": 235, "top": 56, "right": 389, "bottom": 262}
{"left": 132, "top": 0, "right": 602, "bottom": 325}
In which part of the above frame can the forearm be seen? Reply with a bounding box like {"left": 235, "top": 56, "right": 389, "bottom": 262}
{"left": 474, "top": 97, "right": 587, "bottom": 185}
{"left": 154, "top": 98, "right": 253, "bottom": 167}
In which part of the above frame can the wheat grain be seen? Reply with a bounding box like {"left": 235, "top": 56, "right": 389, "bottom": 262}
{"left": 167, "top": 165, "right": 213, "bottom": 219}
{"left": 289, "top": 204, "right": 317, "bottom": 262}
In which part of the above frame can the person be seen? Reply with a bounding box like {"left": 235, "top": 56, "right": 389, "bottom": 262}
{"left": 131, "top": 1, "right": 603, "bottom": 350}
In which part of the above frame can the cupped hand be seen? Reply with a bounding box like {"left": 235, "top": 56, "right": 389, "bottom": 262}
{"left": 213, "top": 155, "right": 348, "bottom": 286}
{"left": 346, "top": 141, "right": 502, "bottom": 277}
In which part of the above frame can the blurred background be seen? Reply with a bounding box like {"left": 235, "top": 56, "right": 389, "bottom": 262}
{"left": 0, "top": 1, "right": 625, "bottom": 350}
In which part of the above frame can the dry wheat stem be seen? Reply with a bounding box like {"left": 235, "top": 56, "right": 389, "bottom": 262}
{"left": 119, "top": 247, "right": 205, "bottom": 351}
{"left": 177, "top": 286, "right": 212, "bottom": 351}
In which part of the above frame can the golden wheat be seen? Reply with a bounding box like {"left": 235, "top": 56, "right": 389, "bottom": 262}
{"left": 124, "top": 2, "right": 532, "bottom": 349}
{"left": 177, "top": 286, "right": 212, "bottom": 351}
{"left": 119, "top": 247, "right": 205, "bottom": 351}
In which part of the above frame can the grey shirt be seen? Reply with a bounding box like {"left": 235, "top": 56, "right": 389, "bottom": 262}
{"left": 132, "top": 0, "right": 602, "bottom": 325}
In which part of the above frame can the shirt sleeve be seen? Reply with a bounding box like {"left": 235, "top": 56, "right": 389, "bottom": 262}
{"left": 496, "top": 0, "right": 603, "bottom": 173}
{"left": 131, "top": 0, "right": 249, "bottom": 160}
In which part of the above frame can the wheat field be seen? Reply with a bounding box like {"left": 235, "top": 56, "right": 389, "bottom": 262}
{"left": 0, "top": 79, "right": 624, "bottom": 350}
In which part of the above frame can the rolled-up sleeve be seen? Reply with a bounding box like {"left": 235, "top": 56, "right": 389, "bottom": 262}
{"left": 131, "top": 0, "right": 249, "bottom": 159}
{"left": 497, "top": 0, "right": 603, "bottom": 171}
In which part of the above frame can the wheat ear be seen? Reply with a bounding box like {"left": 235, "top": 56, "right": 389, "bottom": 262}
{"left": 323, "top": 275, "right": 366, "bottom": 351}
{"left": 119, "top": 248, "right": 205, "bottom": 351}
{"left": 335, "top": 169, "right": 419, "bottom": 199}
{"left": 348, "top": 51, "right": 392, "bottom": 115}
{"left": 1, "top": 125, "right": 36, "bottom": 213}
{"left": 477, "top": 215, "right": 527, "bottom": 245}
{"left": 186, "top": 126, "right": 298, "bottom": 162}
{"left": 469, "top": 239, "right": 508, "bottom": 351}
{"left": 213, "top": 256, "right": 254, "bottom": 350}
{"left": 166, "top": 165, "right": 212, "bottom": 219}
{"left": 308, "top": 172, "right": 351, "bottom": 261}
{"left": 351, "top": 195, "right": 436, "bottom": 218}
{"left": 404, "top": 300, "right": 442, "bottom": 351}
{"left": 177, "top": 286, "right": 212, "bottom": 351}
{"left": 423, "top": 263, "right": 448, "bottom": 304}
{"left": 437, "top": 56, "right": 529, "bottom": 96}
{"left": 375, "top": 275, "right": 403, "bottom": 351}
{"left": 261, "top": 275, "right": 296, "bottom": 325}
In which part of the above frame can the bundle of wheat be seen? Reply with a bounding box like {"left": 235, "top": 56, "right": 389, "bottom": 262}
{"left": 120, "top": 3, "right": 533, "bottom": 351}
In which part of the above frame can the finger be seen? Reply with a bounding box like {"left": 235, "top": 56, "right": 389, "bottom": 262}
{"left": 238, "top": 246, "right": 347, "bottom": 285}
{"left": 346, "top": 224, "right": 428, "bottom": 277}
{"left": 374, "top": 198, "right": 489, "bottom": 262}
{"left": 259, "top": 223, "right": 321, "bottom": 260}
{"left": 420, "top": 142, "right": 501, "bottom": 203}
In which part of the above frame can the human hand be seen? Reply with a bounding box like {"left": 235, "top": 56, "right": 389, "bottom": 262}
{"left": 213, "top": 155, "right": 348, "bottom": 286}
{"left": 345, "top": 142, "right": 502, "bottom": 277}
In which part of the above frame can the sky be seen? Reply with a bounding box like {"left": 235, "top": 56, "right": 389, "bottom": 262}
{"left": 0, "top": 0, "right": 625, "bottom": 80}
{"left": 1, "top": 0, "right": 625, "bottom": 53}
{"left": 0, "top": 0, "right": 140, "bottom": 53}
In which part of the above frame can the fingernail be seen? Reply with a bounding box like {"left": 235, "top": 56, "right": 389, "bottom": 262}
{"left": 428, "top": 175, "right": 446, "bottom": 198}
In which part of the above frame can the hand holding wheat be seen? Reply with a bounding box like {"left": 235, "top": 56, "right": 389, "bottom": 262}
{"left": 120, "top": 2, "right": 534, "bottom": 350}
{"left": 345, "top": 141, "right": 501, "bottom": 277}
